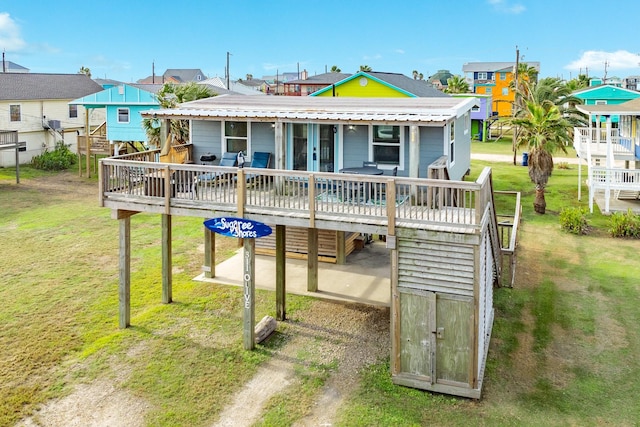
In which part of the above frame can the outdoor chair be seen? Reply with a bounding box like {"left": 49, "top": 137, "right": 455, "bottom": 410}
{"left": 363, "top": 161, "right": 378, "bottom": 168}
{"left": 195, "top": 152, "right": 238, "bottom": 199}
{"left": 197, "top": 152, "right": 237, "bottom": 181}
{"left": 244, "top": 152, "right": 272, "bottom": 185}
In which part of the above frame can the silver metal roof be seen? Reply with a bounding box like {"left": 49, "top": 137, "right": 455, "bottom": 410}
{"left": 142, "top": 94, "right": 477, "bottom": 124}
{"left": 576, "top": 98, "right": 640, "bottom": 116}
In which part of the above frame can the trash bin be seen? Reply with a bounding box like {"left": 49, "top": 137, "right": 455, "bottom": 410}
{"left": 522, "top": 152, "right": 529, "bottom": 166}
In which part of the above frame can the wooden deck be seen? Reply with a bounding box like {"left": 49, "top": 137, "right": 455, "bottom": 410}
{"left": 101, "top": 157, "right": 489, "bottom": 235}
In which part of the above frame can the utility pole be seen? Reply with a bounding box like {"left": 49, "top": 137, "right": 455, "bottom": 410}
{"left": 226, "top": 52, "right": 232, "bottom": 90}
{"left": 513, "top": 46, "right": 520, "bottom": 165}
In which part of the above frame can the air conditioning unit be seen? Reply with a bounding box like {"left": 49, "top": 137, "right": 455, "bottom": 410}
{"left": 48, "top": 120, "right": 61, "bottom": 131}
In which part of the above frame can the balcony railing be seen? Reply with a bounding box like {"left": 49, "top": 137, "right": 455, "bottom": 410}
{"left": 100, "top": 155, "right": 495, "bottom": 234}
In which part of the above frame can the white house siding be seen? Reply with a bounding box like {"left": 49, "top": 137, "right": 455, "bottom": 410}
{"left": 0, "top": 100, "right": 102, "bottom": 166}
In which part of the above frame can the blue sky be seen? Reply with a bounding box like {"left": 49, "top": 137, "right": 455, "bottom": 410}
{"left": 1, "top": 0, "right": 639, "bottom": 83}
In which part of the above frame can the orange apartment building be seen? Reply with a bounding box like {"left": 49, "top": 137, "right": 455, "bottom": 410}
{"left": 462, "top": 61, "right": 540, "bottom": 117}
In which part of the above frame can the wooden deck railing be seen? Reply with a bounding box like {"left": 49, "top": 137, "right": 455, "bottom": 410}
{"left": 0, "top": 130, "right": 18, "bottom": 145}
{"left": 100, "top": 158, "right": 497, "bottom": 232}
{"left": 494, "top": 191, "right": 521, "bottom": 288}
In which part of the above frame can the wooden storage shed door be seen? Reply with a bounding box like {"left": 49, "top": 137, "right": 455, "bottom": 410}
{"left": 399, "top": 288, "right": 473, "bottom": 387}
{"left": 400, "top": 289, "right": 435, "bottom": 381}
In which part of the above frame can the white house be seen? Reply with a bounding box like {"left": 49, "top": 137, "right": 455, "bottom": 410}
{"left": 0, "top": 73, "right": 104, "bottom": 166}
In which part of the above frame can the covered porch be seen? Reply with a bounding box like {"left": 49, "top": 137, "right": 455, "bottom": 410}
{"left": 575, "top": 99, "right": 640, "bottom": 213}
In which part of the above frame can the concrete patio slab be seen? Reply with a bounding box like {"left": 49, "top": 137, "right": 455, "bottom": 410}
{"left": 195, "top": 240, "right": 392, "bottom": 307}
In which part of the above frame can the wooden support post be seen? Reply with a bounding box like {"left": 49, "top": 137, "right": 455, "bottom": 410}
{"left": 307, "top": 228, "right": 318, "bottom": 292}
{"left": 119, "top": 216, "right": 131, "bottom": 328}
{"left": 471, "top": 244, "right": 480, "bottom": 389}
{"left": 85, "top": 110, "right": 91, "bottom": 178}
{"left": 162, "top": 214, "right": 172, "bottom": 304}
{"left": 308, "top": 174, "right": 316, "bottom": 228}
{"left": 390, "top": 247, "right": 400, "bottom": 374}
{"left": 78, "top": 137, "right": 82, "bottom": 177}
{"left": 335, "top": 231, "right": 346, "bottom": 265}
{"left": 276, "top": 225, "right": 286, "bottom": 321}
{"left": 15, "top": 143, "right": 20, "bottom": 184}
{"left": 243, "top": 238, "right": 256, "bottom": 350}
{"left": 203, "top": 226, "right": 215, "bottom": 278}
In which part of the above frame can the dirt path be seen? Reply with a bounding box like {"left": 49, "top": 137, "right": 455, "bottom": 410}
{"left": 211, "top": 302, "right": 390, "bottom": 426}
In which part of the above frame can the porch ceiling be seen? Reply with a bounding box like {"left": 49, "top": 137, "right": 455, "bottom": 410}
{"left": 141, "top": 94, "right": 476, "bottom": 124}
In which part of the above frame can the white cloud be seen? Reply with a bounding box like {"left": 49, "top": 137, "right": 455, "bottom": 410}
{"left": 0, "top": 12, "right": 26, "bottom": 51}
{"left": 487, "top": 0, "right": 525, "bottom": 14}
{"left": 395, "top": 49, "right": 405, "bottom": 55}
{"left": 362, "top": 54, "right": 382, "bottom": 61}
{"left": 565, "top": 50, "right": 640, "bottom": 74}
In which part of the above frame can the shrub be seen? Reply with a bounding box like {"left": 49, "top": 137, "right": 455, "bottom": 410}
{"left": 559, "top": 207, "right": 589, "bottom": 235}
{"left": 609, "top": 209, "right": 640, "bottom": 238}
{"left": 31, "top": 142, "right": 76, "bottom": 171}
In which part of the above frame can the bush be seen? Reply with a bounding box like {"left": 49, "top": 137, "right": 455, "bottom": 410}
{"left": 609, "top": 209, "right": 640, "bottom": 238}
{"left": 559, "top": 207, "right": 589, "bottom": 235}
{"left": 31, "top": 142, "right": 76, "bottom": 171}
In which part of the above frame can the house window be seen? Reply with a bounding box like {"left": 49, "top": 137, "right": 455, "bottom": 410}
{"left": 117, "top": 108, "right": 130, "bottom": 123}
{"left": 69, "top": 104, "right": 78, "bottom": 118}
{"left": 224, "top": 121, "right": 249, "bottom": 154}
{"left": 10, "top": 105, "right": 21, "bottom": 122}
{"left": 502, "top": 87, "right": 509, "bottom": 96}
{"left": 472, "top": 105, "right": 480, "bottom": 112}
{"left": 595, "top": 100, "right": 607, "bottom": 105}
{"left": 450, "top": 122, "right": 455, "bottom": 164}
{"left": 371, "top": 125, "right": 402, "bottom": 166}
{"left": 477, "top": 72, "right": 488, "bottom": 80}
{"left": 464, "top": 113, "right": 470, "bottom": 135}
{"left": 485, "top": 87, "right": 492, "bottom": 94}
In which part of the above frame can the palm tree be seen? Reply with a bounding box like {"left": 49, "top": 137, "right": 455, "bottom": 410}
{"left": 143, "top": 82, "right": 215, "bottom": 147}
{"left": 517, "top": 78, "right": 586, "bottom": 134}
{"left": 444, "top": 75, "right": 469, "bottom": 93}
{"left": 565, "top": 74, "right": 589, "bottom": 91}
{"left": 78, "top": 66, "right": 92, "bottom": 78}
{"left": 412, "top": 70, "right": 419, "bottom": 80}
{"left": 330, "top": 65, "right": 341, "bottom": 73}
{"left": 359, "top": 65, "right": 372, "bottom": 72}
{"left": 510, "top": 92, "right": 573, "bottom": 214}
{"left": 517, "top": 63, "right": 539, "bottom": 85}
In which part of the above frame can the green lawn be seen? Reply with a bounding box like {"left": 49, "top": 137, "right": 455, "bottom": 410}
{"left": 1, "top": 152, "right": 639, "bottom": 426}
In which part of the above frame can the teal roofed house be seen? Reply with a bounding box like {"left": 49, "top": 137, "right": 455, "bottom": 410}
{"left": 573, "top": 84, "right": 640, "bottom": 124}
{"left": 71, "top": 83, "right": 162, "bottom": 148}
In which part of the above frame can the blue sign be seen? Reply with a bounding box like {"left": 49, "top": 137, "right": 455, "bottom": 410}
{"left": 204, "top": 217, "right": 272, "bottom": 239}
